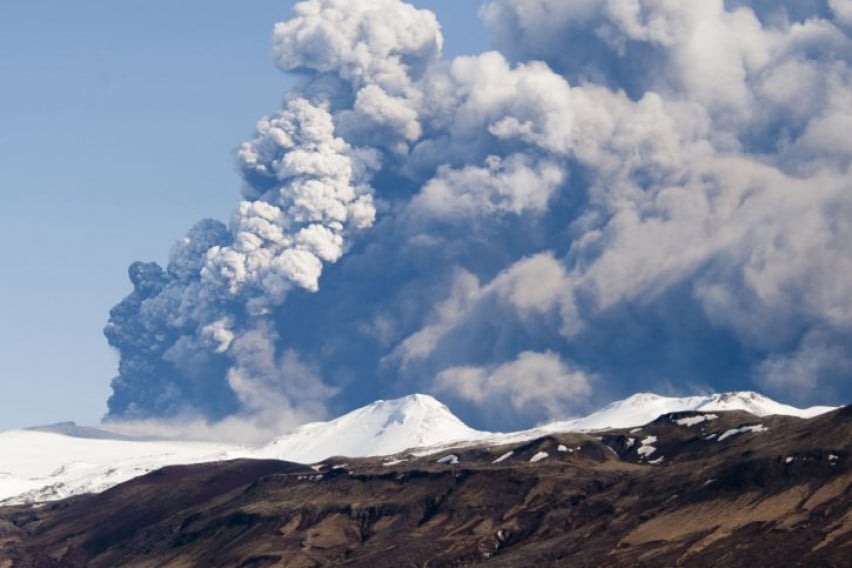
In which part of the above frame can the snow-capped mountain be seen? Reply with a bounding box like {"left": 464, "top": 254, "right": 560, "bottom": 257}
{"left": 537, "top": 391, "right": 836, "bottom": 433}
{"left": 0, "top": 394, "right": 484, "bottom": 505}
{"left": 689, "top": 391, "right": 835, "bottom": 418}
{"left": 253, "top": 394, "right": 489, "bottom": 464}
{"left": 0, "top": 391, "right": 838, "bottom": 505}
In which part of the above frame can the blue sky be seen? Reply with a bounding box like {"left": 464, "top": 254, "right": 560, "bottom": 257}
{"left": 0, "top": 1, "right": 487, "bottom": 430}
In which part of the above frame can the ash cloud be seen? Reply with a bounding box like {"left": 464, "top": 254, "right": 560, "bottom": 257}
{"left": 105, "top": 0, "right": 852, "bottom": 434}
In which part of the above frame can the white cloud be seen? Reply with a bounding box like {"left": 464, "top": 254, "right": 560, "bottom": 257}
{"left": 830, "top": 0, "right": 852, "bottom": 27}
{"left": 205, "top": 98, "right": 378, "bottom": 306}
{"left": 408, "top": 154, "right": 565, "bottom": 222}
{"left": 434, "top": 351, "right": 593, "bottom": 427}
{"left": 226, "top": 324, "right": 337, "bottom": 426}
{"left": 392, "top": 270, "right": 482, "bottom": 368}
{"left": 272, "top": 0, "right": 443, "bottom": 94}
{"left": 757, "top": 330, "right": 852, "bottom": 400}
{"left": 391, "top": 253, "right": 578, "bottom": 367}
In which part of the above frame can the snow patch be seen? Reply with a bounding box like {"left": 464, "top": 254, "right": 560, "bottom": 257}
{"left": 637, "top": 445, "right": 657, "bottom": 458}
{"left": 492, "top": 451, "right": 514, "bottom": 464}
{"left": 637, "top": 435, "right": 658, "bottom": 459}
{"left": 717, "top": 424, "right": 768, "bottom": 442}
{"left": 675, "top": 414, "right": 718, "bottom": 427}
{"left": 529, "top": 451, "right": 549, "bottom": 463}
{"left": 436, "top": 454, "right": 459, "bottom": 465}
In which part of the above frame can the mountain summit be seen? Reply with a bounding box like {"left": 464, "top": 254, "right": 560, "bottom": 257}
{"left": 539, "top": 390, "right": 835, "bottom": 433}
{"left": 254, "top": 394, "right": 488, "bottom": 464}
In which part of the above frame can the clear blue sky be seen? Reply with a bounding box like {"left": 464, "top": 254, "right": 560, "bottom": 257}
{"left": 0, "top": 1, "right": 488, "bottom": 430}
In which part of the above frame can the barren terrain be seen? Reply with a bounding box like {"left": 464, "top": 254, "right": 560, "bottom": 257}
{"left": 1, "top": 406, "right": 849, "bottom": 567}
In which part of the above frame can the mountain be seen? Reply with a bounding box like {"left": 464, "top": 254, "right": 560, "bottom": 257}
{"left": 1, "top": 405, "right": 849, "bottom": 567}
{"left": 0, "top": 430, "right": 236, "bottom": 504}
{"left": 253, "top": 394, "right": 489, "bottom": 464}
{"left": 0, "top": 391, "right": 837, "bottom": 506}
{"left": 0, "top": 394, "right": 483, "bottom": 506}
{"left": 537, "top": 390, "right": 836, "bottom": 433}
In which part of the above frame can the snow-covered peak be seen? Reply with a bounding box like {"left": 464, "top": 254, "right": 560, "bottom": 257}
{"left": 695, "top": 391, "right": 834, "bottom": 418}
{"left": 539, "top": 390, "right": 837, "bottom": 433}
{"left": 253, "top": 393, "right": 487, "bottom": 464}
{"left": 358, "top": 393, "right": 457, "bottom": 423}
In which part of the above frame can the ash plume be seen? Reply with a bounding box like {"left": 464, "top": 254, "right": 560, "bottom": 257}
{"left": 106, "top": 0, "right": 852, "bottom": 432}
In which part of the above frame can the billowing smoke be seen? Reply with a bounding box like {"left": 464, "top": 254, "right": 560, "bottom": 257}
{"left": 106, "top": 95, "right": 379, "bottom": 430}
{"left": 106, "top": 0, "right": 852, "bottom": 434}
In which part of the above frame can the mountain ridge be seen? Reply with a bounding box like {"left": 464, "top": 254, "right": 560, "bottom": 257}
{"left": 537, "top": 390, "right": 836, "bottom": 434}
{"left": 0, "top": 390, "right": 839, "bottom": 505}
{"left": 1, "top": 403, "right": 849, "bottom": 567}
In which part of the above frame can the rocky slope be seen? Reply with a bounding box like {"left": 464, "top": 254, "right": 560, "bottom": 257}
{"left": 1, "top": 405, "right": 849, "bottom": 567}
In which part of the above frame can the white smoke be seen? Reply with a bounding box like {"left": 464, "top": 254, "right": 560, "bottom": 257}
{"left": 434, "top": 351, "right": 594, "bottom": 429}
{"left": 211, "top": 98, "right": 377, "bottom": 305}
{"left": 272, "top": 0, "right": 443, "bottom": 94}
